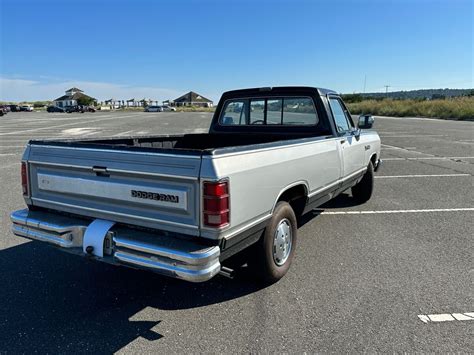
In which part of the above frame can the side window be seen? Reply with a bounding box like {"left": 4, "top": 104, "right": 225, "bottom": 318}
{"left": 220, "top": 100, "right": 247, "bottom": 125}
{"left": 282, "top": 98, "right": 318, "bottom": 125}
{"left": 329, "top": 98, "right": 351, "bottom": 133}
{"left": 250, "top": 100, "right": 265, "bottom": 124}
{"left": 266, "top": 99, "right": 282, "bottom": 124}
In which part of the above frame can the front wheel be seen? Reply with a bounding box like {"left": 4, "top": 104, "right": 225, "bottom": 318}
{"left": 250, "top": 201, "right": 297, "bottom": 284}
{"left": 352, "top": 162, "right": 374, "bottom": 203}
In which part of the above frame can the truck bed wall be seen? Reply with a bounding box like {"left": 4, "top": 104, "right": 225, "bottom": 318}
{"left": 42, "top": 132, "right": 325, "bottom": 152}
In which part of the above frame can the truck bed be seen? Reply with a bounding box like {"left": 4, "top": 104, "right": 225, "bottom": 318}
{"left": 29, "top": 132, "right": 325, "bottom": 154}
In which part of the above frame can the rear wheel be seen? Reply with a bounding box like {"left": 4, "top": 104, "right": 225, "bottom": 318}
{"left": 250, "top": 201, "right": 297, "bottom": 284}
{"left": 352, "top": 162, "right": 374, "bottom": 203}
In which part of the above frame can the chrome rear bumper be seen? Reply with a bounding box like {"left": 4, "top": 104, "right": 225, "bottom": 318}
{"left": 10, "top": 208, "right": 221, "bottom": 282}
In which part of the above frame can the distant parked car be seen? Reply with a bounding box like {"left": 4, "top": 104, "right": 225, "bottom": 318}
{"left": 145, "top": 105, "right": 163, "bottom": 112}
{"left": 65, "top": 105, "right": 96, "bottom": 113}
{"left": 8, "top": 105, "right": 20, "bottom": 112}
{"left": 162, "top": 105, "right": 176, "bottom": 112}
{"left": 19, "top": 105, "right": 33, "bottom": 112}
{"left": 65, "top": 105, "right": 83, "bottom": 113}
{"left": 47, "top": 106, "right": 65, "bottom": 113}
{"left": 0, "top": 105, "right": 9, "bottom": 114}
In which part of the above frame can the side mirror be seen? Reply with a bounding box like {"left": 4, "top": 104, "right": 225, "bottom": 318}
{"left": 358, "top": 114, "right": 374, "bottom": 129}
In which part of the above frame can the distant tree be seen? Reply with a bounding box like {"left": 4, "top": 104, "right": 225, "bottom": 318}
{"left": 33, "top": 101, "right": 51, "bottom": 108}
{"left": 77, "top": 96, "right": 95, "bottom": 106}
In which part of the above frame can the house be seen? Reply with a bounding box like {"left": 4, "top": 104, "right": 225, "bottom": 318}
{"left": 53, "top": 88, "right": 96, "bottom": 108}
{"left": 172, "top": 91, "right": 213, "bottom": 107}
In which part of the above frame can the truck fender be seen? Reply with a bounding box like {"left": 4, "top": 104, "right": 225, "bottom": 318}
{"left": 271, "top": 181, "right": 309, "bottom": 216}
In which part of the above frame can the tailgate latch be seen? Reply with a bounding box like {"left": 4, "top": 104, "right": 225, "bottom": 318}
{"left": 92, "top": 166, "right": 109, "bottom": 177}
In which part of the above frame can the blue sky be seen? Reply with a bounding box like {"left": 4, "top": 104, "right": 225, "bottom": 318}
{"left": 0, "top": 0, "right": 472, "bottom": 102}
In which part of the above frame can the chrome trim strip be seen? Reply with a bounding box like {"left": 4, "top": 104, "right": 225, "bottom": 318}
{"left": 210, "top": 136, "right": 338, "bottom": 159}
{"left": 307, "top": 167, "right": 367, "bottom": 198}
{"left": 222, "top": 213, "right": 272, "bottom": 240}
{"left": 28, "top": 160, "right": 198, "bottom": 180}
{"left": 31, "top": 198, "right": 199, "bottom": 231}
{"left": 29, "top": 145, "right": 202, "bottom": 159}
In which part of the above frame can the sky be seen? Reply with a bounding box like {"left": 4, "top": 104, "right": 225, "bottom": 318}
{"left": 0, "top": 0, "right": 472, "bottom": 102}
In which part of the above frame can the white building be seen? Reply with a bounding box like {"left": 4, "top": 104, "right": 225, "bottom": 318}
{"left": 53, "top": 88, "right": 95, "bottom": 107}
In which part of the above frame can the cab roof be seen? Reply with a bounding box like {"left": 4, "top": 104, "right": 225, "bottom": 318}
{"left": 221, "top": 86, "right": 338, "bottom": 98}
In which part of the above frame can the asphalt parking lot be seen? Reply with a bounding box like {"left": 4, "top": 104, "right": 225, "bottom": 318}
{"left": 0, "top": 111, "right": 472, "bottom": 353}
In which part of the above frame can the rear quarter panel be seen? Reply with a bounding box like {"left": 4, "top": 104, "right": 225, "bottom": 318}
{"left": 200, "top": 137, "right": 341, "bottom": 239}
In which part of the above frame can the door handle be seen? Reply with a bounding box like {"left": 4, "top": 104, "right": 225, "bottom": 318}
{"left": 340, "top": 138, "right": 346, "bottom": 144}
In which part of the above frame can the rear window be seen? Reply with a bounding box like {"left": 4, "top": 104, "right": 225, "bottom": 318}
{"left": 219, "top": 97, "right": 318, "bottom": 126}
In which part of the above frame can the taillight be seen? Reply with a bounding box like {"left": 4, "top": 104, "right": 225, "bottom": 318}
{"left": 21, "top": 161, "right": 29, "bottom": 196}
{"left": 203, "top": 180, "right": 229, "bottom": 228}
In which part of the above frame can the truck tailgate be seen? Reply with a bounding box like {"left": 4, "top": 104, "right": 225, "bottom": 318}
{"left": 27, "top": 144, "right": 202, "bottom": 236}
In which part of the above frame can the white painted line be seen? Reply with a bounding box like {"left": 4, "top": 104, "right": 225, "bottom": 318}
{"left": 0, "top": 162, "right": 20, "bottom": 169}
{"left": 315, "top": 208, "right": 474, "bottom": 215}
{"left": 380, "top": 135, "right": 444, "bottom": 138}
{"left": 0, "top": 114, "right": 140, "bottom": 136}
{"left": 418, "top": 312, "right": 473, "bottom": 323}
{"left": 381, "top": 144, "right": 435, "bottom": 157}
{"left": 375, "top": 174, "right": 470, "bottom": 178}
{"left": 429, "top": 314, "right": 455, "bottom": 322}
{"left": 452, "top": 313, "right": 473, "bottom": 321}
{"left": 383, "top": 157, "right": 474, "bottom": 161}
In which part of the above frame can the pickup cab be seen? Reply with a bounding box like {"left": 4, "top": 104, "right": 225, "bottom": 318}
{"left": 11, "top": 87, "right": 381, "bottom": 283}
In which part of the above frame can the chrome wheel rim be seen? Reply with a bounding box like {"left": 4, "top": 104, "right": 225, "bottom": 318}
{"left": 272, "top": 218, "right": 292, "bottom": 266}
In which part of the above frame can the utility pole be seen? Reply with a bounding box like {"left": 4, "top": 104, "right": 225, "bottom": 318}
{"left": 363, "top": 75, "right": 367, "bottom": 94}
{"left": 384, "top": 85, "right": 391, "bottom": 97}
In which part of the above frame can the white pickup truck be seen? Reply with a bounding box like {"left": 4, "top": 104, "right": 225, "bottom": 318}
{"left": 11, "top": 87, "right": 381, "bottom": 283}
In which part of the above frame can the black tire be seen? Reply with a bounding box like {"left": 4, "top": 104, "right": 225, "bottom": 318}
{"left": 352, "top": 162, "right": 374, "bottom": 203}
{"left": 250, "top": 201, "right": 298, "bottom": 284}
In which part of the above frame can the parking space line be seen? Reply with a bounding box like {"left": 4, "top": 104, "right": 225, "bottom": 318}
{"left": 380, "top": 134, "right": 444, "bottom": 138}
{"left": 381, "top": 144, "right": 435, "bottom": 157}
{"left": 315, "top": 208, "right": 474, "bottom": 215}
{"left": 0, "top": 114, "right": 139, "bottom": 136}
{"left": 0, "top": 162, "right": 20, "bottom": 169}
{"left": 418, "top": 312, "right": 473, "bottom": 323}
{"left": 375, "top": 174, "right": 470, "bottom": 178}
{"left": 382, "top": 157, "right": 474, "bottom": 161}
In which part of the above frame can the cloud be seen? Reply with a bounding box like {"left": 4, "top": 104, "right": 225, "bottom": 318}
{"left": 0, "top": 77, "right": 183, "bottom": 102}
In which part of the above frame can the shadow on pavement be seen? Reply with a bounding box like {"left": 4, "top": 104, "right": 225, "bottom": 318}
{"left": 299, "top": 193, "right": 361, "bottom": 227}
{"left": 0, "top": 241, "right": 265, "bottom": 353}
{"left": 0, "top": 193, "right": 358, "bottom": 352}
